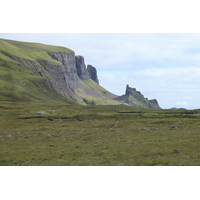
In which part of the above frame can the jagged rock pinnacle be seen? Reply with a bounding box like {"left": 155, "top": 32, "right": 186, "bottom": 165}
{"left": 87, "top": 65, "right": 99, "bottom": 84}
{"left": 75, "top": 56, "right": 90, "bottom": 80}
{"left": 125, "top": 84, "right": 136, "bottom": 96}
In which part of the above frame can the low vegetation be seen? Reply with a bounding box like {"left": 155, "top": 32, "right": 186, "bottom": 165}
{"left": 0, "top": 101, "right": 200, "bottom": 166}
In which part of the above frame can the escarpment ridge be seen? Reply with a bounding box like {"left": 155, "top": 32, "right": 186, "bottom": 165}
{"left": 0, "top": 39, "right": 160, "bottom": 108}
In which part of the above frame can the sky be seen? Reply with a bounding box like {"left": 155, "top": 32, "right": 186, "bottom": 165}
{"left": 1, "top": 33, "right": 200, "bottom": 109}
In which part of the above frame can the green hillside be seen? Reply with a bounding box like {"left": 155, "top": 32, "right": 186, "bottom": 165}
{"left": 0, "top": 39, "right": 119, "bottom": 105}
{"left": 0, "top": 60, "right": 74, "bottom": 103}
{"left": 0, "top": 39, "right": 72, "bottom": 63}
{"left": 75, "top": 79, "right": 121, "bottom": 105}
{"left": 0, "top": 39, "right": 74, "bottom": 103}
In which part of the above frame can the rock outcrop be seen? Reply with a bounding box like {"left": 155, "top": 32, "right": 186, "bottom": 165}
{"left": 75, "top": 56, "right": 99, "bottom": 84}
{"left": 87, "top": 65, "right": 99, "bottom": 84}
{"left": 115, "top": 84, "right": 160, "bottom": 109}
{"left": 75, "top": 56, "right": 91, "bottom": 80}
{"left": 125, "top": 84, "right": 138, "bottom": 96}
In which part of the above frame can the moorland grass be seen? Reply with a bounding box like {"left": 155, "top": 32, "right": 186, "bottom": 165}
{"left": 0, "top": 101, "right": 200, "bottom": 166}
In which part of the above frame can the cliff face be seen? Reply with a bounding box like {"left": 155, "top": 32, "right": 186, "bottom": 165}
{"left": 75, "top": 56, "right": 90, "bottom": 80}
{"left": 75, "top": 56, "right": 99, "bottom": 84}
{"left": 48, "top": 51, "right": 80, "bottom": 90}
{"left": 0, "top": 39, "right": 160, "bottom": 108}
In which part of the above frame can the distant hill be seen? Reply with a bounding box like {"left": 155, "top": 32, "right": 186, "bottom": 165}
{"left": 115, "top": 84, "right": 160, "bottom": 109}
{"left": 169, "top": 107, "right": 187, "bottom": 110}
{"left": 0, "top": 38, "right": 160, "bottom": 108}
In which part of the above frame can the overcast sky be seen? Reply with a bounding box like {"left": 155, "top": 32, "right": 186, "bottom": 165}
{"left": 1, "top": 33, "right": 200, "bottom": 109}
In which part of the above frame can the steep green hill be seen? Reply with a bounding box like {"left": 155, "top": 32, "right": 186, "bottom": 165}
{"left": 0, "top": 38, "right": 160, "bottom": 108}
{"left": 0, "top": 39, "right": 75, "bottom": 103}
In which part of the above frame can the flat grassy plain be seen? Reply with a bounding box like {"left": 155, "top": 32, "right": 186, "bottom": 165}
{"left": 0, "top": 101, "right": 200, "bottom": 166}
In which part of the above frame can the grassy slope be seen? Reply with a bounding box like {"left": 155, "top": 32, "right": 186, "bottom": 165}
{"left": 75, "top": 79, "right": 121, "bottom": 105}
{"left": 124, "top": 95, "right": 160, "bottom": 108}
{"left": 0, "top": 39, "right": 74, "bottom": 103}
{"left": 0, "top": 60, "right": 75, "bottom": 103}
{"left": 0, "top": 39, "right": 73, "bottom": 63}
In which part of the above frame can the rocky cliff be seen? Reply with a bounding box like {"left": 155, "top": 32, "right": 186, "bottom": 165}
{"left": 75, "top": 56, "right": 99, "bottom": 84}
{"left": 87, "top": 65, "right": 99, "bottom": 84}
{"left": 0, "top": 39, "right": 160, "bottom": 108}
{"left": 75, "top": 56, "right": 90, "bottom": 80}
